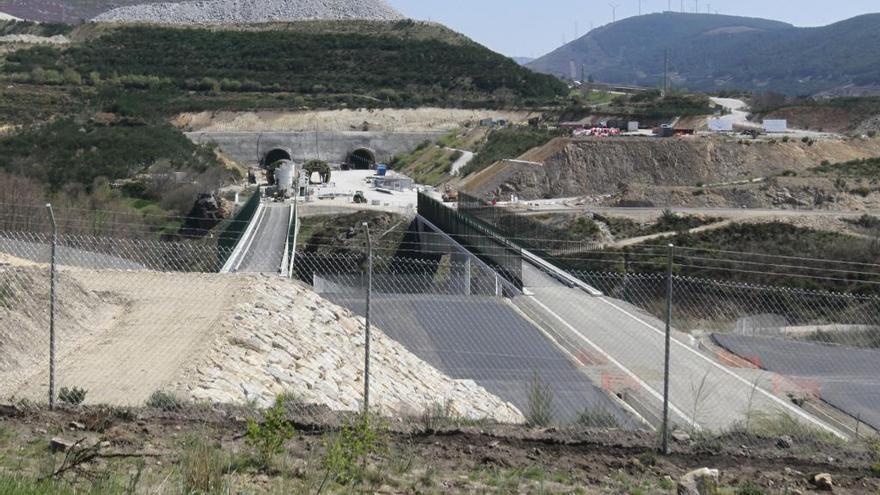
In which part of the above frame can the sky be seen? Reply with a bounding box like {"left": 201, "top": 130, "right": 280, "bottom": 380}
{"left": 387, "top": 0, "right": 880, "bottom": 58}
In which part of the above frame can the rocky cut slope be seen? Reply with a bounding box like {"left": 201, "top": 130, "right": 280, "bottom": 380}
{"left": 95, "top": 0, "right": 404, "bottom": 23}
{"left": 463, "top": 136, "right": 880, "bottom": 203}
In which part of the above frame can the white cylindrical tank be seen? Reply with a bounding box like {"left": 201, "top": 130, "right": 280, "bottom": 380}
{"left": 275, "top": 161, "right": 296, "bottom": 193}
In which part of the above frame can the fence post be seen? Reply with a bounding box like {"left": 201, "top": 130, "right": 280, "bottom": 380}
{"left": 46, "top": 204, "right": 57, "bottom": 410}
{"left": 362, "top": 223, "right": 372, "bottom": 416}
{"left": 661, "top": 243, "right": 674, "bottom": 454}
{"left": 463, "top": 257, "right": 471, "bottom": 296}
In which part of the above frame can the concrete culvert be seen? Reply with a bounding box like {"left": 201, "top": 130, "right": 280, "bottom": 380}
{"left": 263, "top": 148, "right": 292, "bottom": 167}
{"left": 349, "top": 148, "right": 376, "bottom": 170}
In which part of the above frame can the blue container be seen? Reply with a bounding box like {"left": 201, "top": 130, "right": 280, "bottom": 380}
{"left": 376, "top": 164, "right": 388, "bottom": 176}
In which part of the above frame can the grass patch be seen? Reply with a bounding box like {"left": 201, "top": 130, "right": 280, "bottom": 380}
{"left": 460, "top": 127, "right": 566, "bottom": 177}
{"left": 389, "top": 143, "right": 457, "bottom": 185}
{"left": 178, "top": 437, "right": 231, "bottom": 495}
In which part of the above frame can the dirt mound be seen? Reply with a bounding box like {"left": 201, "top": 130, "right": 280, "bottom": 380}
{"left": 94, "top": 0, "right": 404, "bottom": 23}
{"left": 0, "top": 265, "right": 123, "bottom": 395}
{"left": 1, "top": 265, "right": 520, "bottom": 421}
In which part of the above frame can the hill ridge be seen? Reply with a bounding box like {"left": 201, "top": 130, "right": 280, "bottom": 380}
{"left": 528, "top": 12, "right": 880, "bottom": 96}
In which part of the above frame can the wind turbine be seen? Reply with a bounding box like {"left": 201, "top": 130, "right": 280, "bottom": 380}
{"left": 707, "top": 3, "right": 711, "bottom": 14}
{"left": 638, "top": 0, "right": 642, "bottom": 15}
{"left": 609, "top": 3, "right": 619, "bottom": 22}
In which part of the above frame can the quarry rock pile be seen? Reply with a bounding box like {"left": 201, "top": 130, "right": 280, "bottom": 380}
{"left": 94, "top": 0, "right": 405, "bottom": 24}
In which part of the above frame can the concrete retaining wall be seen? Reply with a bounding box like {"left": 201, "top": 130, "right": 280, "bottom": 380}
{"left": 186, "top": 131, "right": 445, "bottom": 165}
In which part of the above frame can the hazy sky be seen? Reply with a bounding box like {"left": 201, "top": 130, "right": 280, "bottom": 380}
{"left": 387, "top": 0, "right": 880, "bottom": 58}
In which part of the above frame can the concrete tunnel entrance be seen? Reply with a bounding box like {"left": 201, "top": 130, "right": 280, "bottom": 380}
{"left": 349, "top": 148, "right": 377, "bottom": 170}
{"left": 263, "top": 148, "right": 292, "bottom": 167}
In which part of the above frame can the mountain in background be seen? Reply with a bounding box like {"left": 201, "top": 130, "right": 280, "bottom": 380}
{"left": 528, "top": 12, "right": 880, "bottom": 96}
{"left": 512, "top": 56, "right": 534, "bottom": 66}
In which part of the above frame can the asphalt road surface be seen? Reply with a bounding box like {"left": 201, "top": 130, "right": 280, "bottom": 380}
{"left": 515, "top": 263, "right": 844, "bottom": 435}
{"left": 0, "top": 238, "right": 145, "bottom": 270}
{"left": 326, "top": 292, "right": 637, "bottom": 425}
{"left": 714, "top": 334, "right": 880, "bottom": 431}
{"left": 236, "top": 203, "right": 290, "bottom": 274}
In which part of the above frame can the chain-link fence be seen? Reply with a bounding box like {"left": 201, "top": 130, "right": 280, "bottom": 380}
{"left": 2, "top": 206, "right": 879, "bottom": 450}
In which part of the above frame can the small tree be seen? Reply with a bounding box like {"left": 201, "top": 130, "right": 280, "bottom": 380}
{"left": 246, "top": 397, "right": 295, "bottom": 469}
{"left": 304, "top": 160, "right": 331, "bottom": 183}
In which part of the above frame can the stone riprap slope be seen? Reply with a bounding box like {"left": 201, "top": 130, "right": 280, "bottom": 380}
{"left": 179, "top": 278, "right": 523, "bottom": 422}
{"left": 94, "top": 0, "right": 404, "bottom": 23}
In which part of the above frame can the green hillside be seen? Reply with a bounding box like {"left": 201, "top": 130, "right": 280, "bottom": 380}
{"left": 528, "top": 12, "right": 880, "bottom": 96}
{"left": 2, "top": 21, "right": 567, "bottom": 114}
{"left": 0, "top": 20, "right": 565, "bottom": 238}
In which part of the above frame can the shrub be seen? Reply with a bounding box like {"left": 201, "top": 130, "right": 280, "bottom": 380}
{"left": 322, "top": 416, "right": 388, "bottom": 485}
{"left": 850, "top": 186, "right": 873, "bottom": 197}
{"left": 525, "top": 372, "right": 554, "bottom": 428}
{"left": 245, "top": 397, "right": 295, "bottom": 468}
{"left": 146, "top": 390, "right": 184, "bottom": 411}
{"left": 58, "top": 386, "right": 87, "bottom": 406}
{"left": 574, "top": 408, "right": 620, "bottom": 429}
{"left": 869, "top": 130, "right": 877, "bottom": 138}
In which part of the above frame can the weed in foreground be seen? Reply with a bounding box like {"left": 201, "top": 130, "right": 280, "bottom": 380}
{"left": 57, "top": 387, "right": 87, "bottom": 406}
{"left": 145, "top": 390, "right": 184, "bottom": 411}
{"left": 178, "top": 437, "right": 230, "bottom": 495}
{"left": 525, "top": 372, "right": 555, "bottom": 428}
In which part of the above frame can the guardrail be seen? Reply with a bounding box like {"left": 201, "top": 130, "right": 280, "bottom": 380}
{"left": 220, "top": 200, "right": 265, "bottom": 273}
{"left": 217, "top": 185, "right": 261, "bottom": 270}
{"left": 521, "top": 249, "right": 603, "bottom": 296}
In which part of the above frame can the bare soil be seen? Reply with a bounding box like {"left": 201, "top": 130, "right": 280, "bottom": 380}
{"left": 0, "top": 404, "right": 877, "bottom": 494}
{"left": 174, "top": 109, "right": 535, "bottom": 133}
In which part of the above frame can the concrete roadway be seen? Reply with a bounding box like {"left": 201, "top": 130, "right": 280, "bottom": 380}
{"left": 236, "top": 203, "right": 290, "bottom": 274}
{"left": 514, "top": 263, "right": 845, "bottom": 435}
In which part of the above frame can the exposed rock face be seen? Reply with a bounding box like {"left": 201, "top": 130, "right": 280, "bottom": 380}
{"left": 465, "top": 136, "right": 880, "bottom": 203}
{"left": 94, "top": 0, "right": 404, "bottom": 23}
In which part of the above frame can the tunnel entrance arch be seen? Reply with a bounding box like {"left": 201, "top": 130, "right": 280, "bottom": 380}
{"left": 348, "top": 148, "right": 377, "bottom": 170}
{"left": 262, "top": 147, "right": 292, "bottom": 168}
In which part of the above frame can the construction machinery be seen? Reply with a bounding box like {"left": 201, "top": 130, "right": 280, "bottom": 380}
{"left": 442, "top": 185, "right": 459, "bottom": 202}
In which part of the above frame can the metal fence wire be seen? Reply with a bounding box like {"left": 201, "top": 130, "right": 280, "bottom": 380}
{"left": 1, "top": 213, "right": 879, "bottom": 449}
